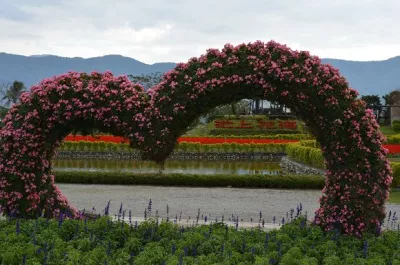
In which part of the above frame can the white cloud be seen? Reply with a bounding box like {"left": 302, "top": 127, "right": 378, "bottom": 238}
{"left": 0, "top": 0, "right": 399, "bottom": 63}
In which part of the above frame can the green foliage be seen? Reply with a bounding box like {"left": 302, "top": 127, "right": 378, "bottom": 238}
{"left": 208, "top": 129, "right": 300, "bottom": 135}
{"left": 54, "top": 170, "right": 325, "bottom": 189}
{"left": 286, "top": 143, "right": 326, "bottom": 169}
{"left": 383, "top": 89, "right": 400, "bottom": 105}
{"left": 393, "top": 122, "right": 400, "bottom": 133}
{"left": 128, "top": 72, "right": 163, "bottom": 90}
{"left": 287, "top": 143, "right": 400, "bottom": 187}
{"left": 360, "top": 95, "right": 381, "bottom": 107}
{"left": 60, "top": 141, "right": 289, "bottom": 154}
{"left": 0, "top": 216, "right": 398, "bottom": 264}
{"left": 204, "top": 100, "right": 251, "bottom": 122}
{"left": 386, "top": 134, "right": 400, "bottom": 143}
{"left": 0, "top": 80, "right": 26, "bottom": 106}
{"left": 390, "top": 162, "right": 400, "bottom": 187}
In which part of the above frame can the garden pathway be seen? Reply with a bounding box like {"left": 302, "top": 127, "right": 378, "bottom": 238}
{"left": 59, "top": 184, "right": 400, "bottom": 228}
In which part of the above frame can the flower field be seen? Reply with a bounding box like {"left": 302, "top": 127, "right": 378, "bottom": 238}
{"left": 1, "top": 214, "right": 399, "bottom": 265}
{"left": 64, "top": 135, "right": 400, "bottom": 154}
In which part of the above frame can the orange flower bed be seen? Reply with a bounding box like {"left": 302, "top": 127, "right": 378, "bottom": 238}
{"left": 64, "top": 135, "right": 400, "bottom": 153}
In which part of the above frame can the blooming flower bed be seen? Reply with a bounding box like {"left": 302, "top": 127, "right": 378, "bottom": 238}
{"left": 64, "top": 135, "right": 400, "bottom": 154}
{"left": 0, "top": 214, "right": 399, "bottom": 264}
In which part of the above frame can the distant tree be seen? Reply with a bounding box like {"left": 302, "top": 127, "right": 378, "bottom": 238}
{"left": 383, "top": 89, "right": 400, "bottom": 105}
{"left": 205, "top": 100, "right": 251, "bottom": 122}
{"left": 360, "top": 95, "right": 381, "bottom": 107}
{"left": 128, "top": 72, "right": 163, "bottom": 90}
{"left": 1, "top": 80, "right": 26, "bottom": 106}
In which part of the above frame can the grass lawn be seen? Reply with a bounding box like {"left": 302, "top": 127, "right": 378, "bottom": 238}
{"left": 389, "top": 190, "right": 400, "bottom": 204}
{"left": 380, "top": 126, "right": 396, "bottom": 135}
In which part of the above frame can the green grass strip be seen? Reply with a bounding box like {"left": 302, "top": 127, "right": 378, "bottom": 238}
{"left": 54, "top": 171, "right": 324, "bottom": 189}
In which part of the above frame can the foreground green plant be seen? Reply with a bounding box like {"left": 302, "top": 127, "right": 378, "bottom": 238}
{"left": 0, "top": 215, "right": 399, "bottom": 265}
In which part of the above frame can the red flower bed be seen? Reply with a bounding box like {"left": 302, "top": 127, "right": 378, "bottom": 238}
{"left": 64, "top": 135, "right": 128, "bottom": 143}
{"left": 383, "top": 145, "right": 400, "bottom": 154}
{"left": 64, "top": 135, "right": 400, "bottom": 153}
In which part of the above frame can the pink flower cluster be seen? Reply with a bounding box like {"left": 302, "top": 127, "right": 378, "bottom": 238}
{"left": 0, "top": 40, "right": 392, "bottom": 236}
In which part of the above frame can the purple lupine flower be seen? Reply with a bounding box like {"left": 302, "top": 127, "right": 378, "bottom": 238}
{"left": 192, "top": 246, "right": 197, "bottom": 256}
{"left": 106, "top": 241, "right": 111, "bottom": 256}
{"left": 16, "top": 219, "right": 20, "bottom": 234}
{"left": 363, "top": 240, "right": 368, "bottom": 258}
{"left": 58, "top": 211, "right": 64, "bottom": 228}
{"left": 241, "top": 238, "right": 246, "bottom": 253}
{"left": 104, "top": 201, "right": 111, "bottom": 216}
{"left": 148, "top": 199, "right": 152, "bottom": 215}
{"left": 264, "top": 233, "right": 269, "bottom": 250}
{"left": 171, "top": 243, "right": 176, "bottom": 254}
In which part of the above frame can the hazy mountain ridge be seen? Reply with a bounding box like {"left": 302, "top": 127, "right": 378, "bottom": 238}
{"left": 0, "top": 52, "right": 399, "bottom": 96}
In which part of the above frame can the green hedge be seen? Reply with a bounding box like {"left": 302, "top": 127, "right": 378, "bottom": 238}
{"left": 208, "top": 129, "right": 301, "bottom": 135}
{"left": 286, "top": 143, "right": 325, "bottom": 169}
{"left": 286, "top": 142, "right": 400, "bottom": 187}
{"left": 386, "top": 134, "right": 400, "bottom": 144}
{"left": 54, "top": 171, "right": 324, "bottom": 189}
{"left": 60, "top": 141, "right": 289, "bottom": 153}
{"left": 390, "top": 162, "right": 400, "bottom": 187}
{"left": 186, "top": 133, "right": 313, "bottom": 139}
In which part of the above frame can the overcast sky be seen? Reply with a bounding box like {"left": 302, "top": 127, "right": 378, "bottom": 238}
{"left": 1, "top": 0, "right": 399, "bottom": 64}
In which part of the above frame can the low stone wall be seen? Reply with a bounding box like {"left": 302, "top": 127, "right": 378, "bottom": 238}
{"left": 280, "top": 156, "right": 325, "bottom": 175}
{"left": 55, "top": 151, "right": 285, "bottom": 161}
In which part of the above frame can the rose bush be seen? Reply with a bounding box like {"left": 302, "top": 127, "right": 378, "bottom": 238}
{"left": 0, "top": 40, "right": 392, "bottom": 236}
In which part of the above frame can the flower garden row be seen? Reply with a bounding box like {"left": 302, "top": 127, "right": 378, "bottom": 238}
{"left": 60, "top": 141, "right": 289, "bottom": 153}
{"left": 2, "top": 214, "right": 399, "bottom": 265}
{"left": 62, "top": 135, "right": 400, "bottom": 154}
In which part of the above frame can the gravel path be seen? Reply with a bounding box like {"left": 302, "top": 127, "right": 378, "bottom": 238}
{"left": 58, "top": 184, "right": 400, "bottom": 226}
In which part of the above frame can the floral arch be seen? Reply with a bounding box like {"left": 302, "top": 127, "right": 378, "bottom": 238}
{"left": 0, "top": 40, "right": 392, "bottom": 236}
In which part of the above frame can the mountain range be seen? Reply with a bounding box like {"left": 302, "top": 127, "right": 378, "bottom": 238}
{"left": 0, "top": 52, "right": 399, "bottom": 97}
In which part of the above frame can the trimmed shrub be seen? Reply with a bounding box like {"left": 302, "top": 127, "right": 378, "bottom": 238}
{"left": 54, "top": 170, "right": 325, "bottom": 189}
{"left": 393, "top": 123, "right": 400, "bottom": 133}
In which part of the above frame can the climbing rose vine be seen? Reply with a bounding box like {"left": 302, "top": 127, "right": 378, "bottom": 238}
{"left": 0, "top": 40, "right": 392, "bottom": 236}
